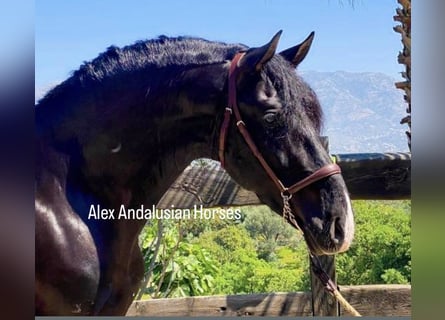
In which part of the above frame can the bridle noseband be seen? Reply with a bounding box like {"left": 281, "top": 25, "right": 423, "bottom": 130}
{"left": 218, "top": 52, "right": 342, "bottom": 225}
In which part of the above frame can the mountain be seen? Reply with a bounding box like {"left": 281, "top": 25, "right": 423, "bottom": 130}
{"left": 300, "top": 71, "right": 409, "bottom": 153}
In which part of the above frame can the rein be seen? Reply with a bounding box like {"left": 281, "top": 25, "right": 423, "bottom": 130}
{"left": 218, "top": 52, "right": 361, "bottom": 317}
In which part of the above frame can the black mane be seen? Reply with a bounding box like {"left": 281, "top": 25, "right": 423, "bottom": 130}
{"left": 36, "top": 35, "right": 321, "bottom": 136}
{"left": 36, "top": 36, "right": 246, "bottom": 134}
{"left": 74, "top": 36, "right": 246, "bottom": 83}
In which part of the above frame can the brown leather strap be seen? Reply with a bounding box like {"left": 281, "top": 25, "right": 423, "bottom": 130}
{"left": 287, "top": 163, "right": 341, "bottom": 195}
{"left": 219, "top": 52, "right": 341, "bottom": 196}
{"left": 218, "top": 52, "right": 245, "bottom": 168}
{"left": 235, "top": 120, "right": 287, "bottom": 192}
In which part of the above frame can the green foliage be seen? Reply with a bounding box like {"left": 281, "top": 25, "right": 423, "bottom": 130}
{"left": 180, "top": 210, "right": 239, "bottom": 238}
{"left": 139, "top": 220, "right": 219, "bottom": 298}
{"left": 192, "top": 224, "right": 260, "bottom": 293}
{"left": 381, "top": 268, "right": 409, "bottom": 284}
{"left": 241, "top": 205, "right": 300, "bottom": 261}
{"left": 275, "top": 246, "right": 311, "bottom": 291}
{"left": 192, "top": 224, "right": 309, "bottom": 294}
{"left": 336, "top": 200, "right": 411, "bottom": 285}
{"left": 150, "top": 241, "right": 218, "bottom": 297}
{"left": 138, "top": 200, "right": 411, "bottom": 299}
{"left": 213, "top": 225, "right": 257, "bottom": 254}
{"left": 250, "top": 267, "right": 307, "bottom": 293}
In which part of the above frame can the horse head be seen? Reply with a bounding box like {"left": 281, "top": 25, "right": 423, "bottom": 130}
{"left": 221, "top": 31, "right": 355, "bottom": 255}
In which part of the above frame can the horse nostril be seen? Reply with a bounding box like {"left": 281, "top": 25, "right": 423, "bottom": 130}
{"left": 330, "top": 217, "right": 345, "bottom": 245}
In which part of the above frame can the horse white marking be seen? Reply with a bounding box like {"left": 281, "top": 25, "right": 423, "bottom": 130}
{"left": 338, "top": 190, "right": 355, "bottom": 253}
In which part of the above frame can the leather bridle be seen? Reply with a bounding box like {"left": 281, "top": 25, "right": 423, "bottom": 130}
{"left": 218, "top": 52, "right": 342, "bottom": 222}
{"left": 217, "top": 54, "right": 362, "bottom": 315}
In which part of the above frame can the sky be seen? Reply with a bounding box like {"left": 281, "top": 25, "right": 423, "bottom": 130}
{"left": 35, "top": 0, "right": 403, "bottom": 96}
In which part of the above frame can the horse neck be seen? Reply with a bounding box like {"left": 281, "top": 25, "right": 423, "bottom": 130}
{"left": 83, "top": 63, "right": 228, "bottom": 209}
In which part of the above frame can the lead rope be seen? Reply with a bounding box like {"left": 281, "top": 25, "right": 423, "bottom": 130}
{"left": 281, "top": 195, "right": 362, "bottom": 317}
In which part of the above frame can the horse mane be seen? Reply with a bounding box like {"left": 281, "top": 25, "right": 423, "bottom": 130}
{"left": 37, "top": 36, "right": 246, "bottom": 104}
{"left": 73, "top": 36, "right": 247, "bottom": 83}
{"left": 36, "top": 36, "right": 246, "bottom": 134}
{"left": 36, "top": 35, "right": 321, "bottom": 136}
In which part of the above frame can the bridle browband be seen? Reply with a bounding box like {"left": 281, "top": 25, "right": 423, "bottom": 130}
{"left": 218, "top": 52, "right": 342, "bottom": 210}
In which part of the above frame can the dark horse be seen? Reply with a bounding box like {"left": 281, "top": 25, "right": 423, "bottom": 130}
{"left": 35, "top": 31, "right": 355, "bottom": 315}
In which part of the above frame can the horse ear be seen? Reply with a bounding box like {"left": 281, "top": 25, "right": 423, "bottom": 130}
{"left": 279, "top": 31, "right": 315, "bottom": 68}
{"left": 239, "top": 30, "right": 282, "bottom": 72}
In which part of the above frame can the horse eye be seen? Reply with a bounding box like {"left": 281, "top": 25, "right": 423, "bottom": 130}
{"left": 263, "top": 113, "right": 276, "bottom": 124}
{"left": 265, "top": 88, "right": 275, "bottom": 98}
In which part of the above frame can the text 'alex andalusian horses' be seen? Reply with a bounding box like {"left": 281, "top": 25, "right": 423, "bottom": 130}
{"left": 35, "top": 31, "right": 355, "bottom": 316}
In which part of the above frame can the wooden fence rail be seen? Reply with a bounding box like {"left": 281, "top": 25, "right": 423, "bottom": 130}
{"left": 157, "top": 152, "right": 411, "bottom": 209}
{"left": 127, "top": 284, "right": 411, "bottom": 317}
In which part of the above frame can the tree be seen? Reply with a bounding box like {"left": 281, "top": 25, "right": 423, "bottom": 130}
{"left": 242, "top": 205, "right": 301, "bottom": 261}
{"left": 336, "top": 200, "right": 411, "bottom": 285}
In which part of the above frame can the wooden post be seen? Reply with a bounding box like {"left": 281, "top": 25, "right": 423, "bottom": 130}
{"left": 310, "top": 255, "right": 339, "bottom": 316}
{"left": 310, "top": 136, "right": 339, "bottom": 316}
